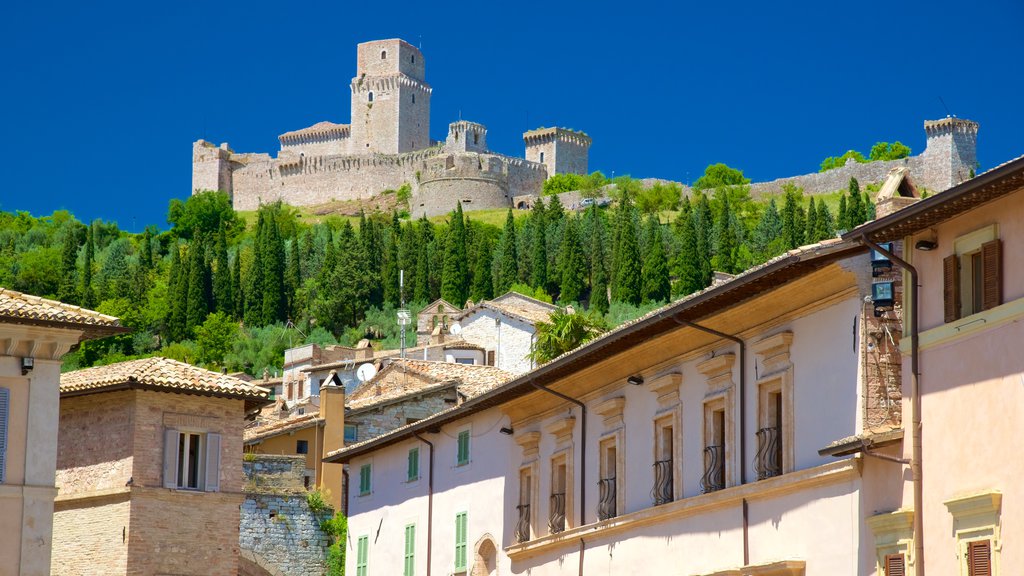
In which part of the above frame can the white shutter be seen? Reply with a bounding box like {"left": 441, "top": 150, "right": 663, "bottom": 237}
{"left": 163, "top": 429, "right": 180, "bottom": 489}
{"left": 0, "top": 387, "right": 9, "bottom": 484}
{"left": 205, "top": 433, "right": 222, "bottom": 492}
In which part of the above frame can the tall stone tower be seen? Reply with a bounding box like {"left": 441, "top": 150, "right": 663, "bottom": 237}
{"left": 523, "top": 127, "right": 591, "bottom": 176}
{"left": 350, "top": 39, "right": 431, "bottom": 154}
{"left": 921, "top": 117, "right": 979, "bottom": 191}
{"left": 192, "top": 140, "right": 233, "bottom": 197}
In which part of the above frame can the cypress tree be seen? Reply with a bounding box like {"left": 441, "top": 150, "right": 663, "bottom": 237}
{"left": 814, "top": 199, "right": 835, "bottom": 242}
{"left": 382, "top": 218, "right": 401, "bottom": 306}
{"left": 847, "top": 178, "right": 864, "bottom": 226}
{"left": 300, "top": 228, "right": 315, "bottom": 282}
{"left": 494, "top": 209, "right": 518, "bottom": 295}
{"left": 672, "top": 206, "right": 704, "bottom": 296}
{"left": 185, "top": 238, "right": 210, "bottom": 336}
{"left": 711, "top": 194, "right": 737, "bottom": 274}
{"left": 213, "top": 225, "right": 232, "bottom": 314}
{"left": 261, "top": 210, "right": 287, "bottom": 324}
{"left": 286, "top": 235, "right": 302, "bottom": 316}
{"left": 441, "top": 203, "right": 469, "bottom": 307}
{"left": 612, "top": 201, "right": 642, "bottom": 306}
{"left": 805, "top": 197, "right": 819, "bottom": 243}
{"left": 413, "top": 217, "right": 433, "bottom": 303}
{"left": 139, "top": 227, "right": 154, "bottom": 271}
{"left": 335, "top": 221, "right": 371, "bottom": 326}
{"left": 837, "top": 194, "right": 849, "bottom": 231}
{"left": 589, "top": 227, "right": 610, "bottom": 315}
{"left": 80, "top": 224, "right": 96, "bottom": 308}
{"left": 863, "top": 191, "right": 875, "bottom": 221}
{"left": 641, "top": 215, "right": 670, "bottom": 303}
{"left": 530, "top": 200, "right": 547, "bottom": 291}
{"left": 231, "top": 248, "right": 242, "bottom": 319}
{"left": 557, "top": 218, "right": 586, "bottom": 303}
{"left": 58, "top": 224, "right": 81, "bottom": 304}
{"left": 794, "top": 204, "right": 807, "bottom": 246}
{"left": 692, "top": 193, "right": 714, "bottom": 287}
{"left": 244, "top": 212, "right": 266, "bottom": 326}
{"left": 752, "top": 198, "right": 784, "bottom": 261}
{"left": 470, "top": 235, "right": 494, "bottom": 302}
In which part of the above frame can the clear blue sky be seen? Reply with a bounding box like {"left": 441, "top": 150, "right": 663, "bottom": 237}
{"left": 2, "top": 0, "right": 1021, "bottom": 230}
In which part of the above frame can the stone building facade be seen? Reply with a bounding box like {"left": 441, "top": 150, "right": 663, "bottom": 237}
{"left": 192, "top": 39, "right": 586, "bottom": 217}
{"left": 51, "top": 358, "right": 269, "bottom": 576}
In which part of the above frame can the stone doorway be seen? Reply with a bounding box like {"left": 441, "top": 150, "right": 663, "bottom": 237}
{"left": 471, "top": 534, "right": 498, "bottom": 576}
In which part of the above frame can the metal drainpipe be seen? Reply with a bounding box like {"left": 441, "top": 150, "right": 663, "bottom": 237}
{"left": 341, "top": 468, "right": 349, "bottom": 519}
{"left": 862, "top": 237, "right": 924, "bottom": 575}
{"left": 671, "top": 315, "right": 748, "bottom": 565}
{"left": 413, "top": 432, "right": 435, "bottom": 576}
{"left": 529, "top": 379, "right": 586, "bottom": 576}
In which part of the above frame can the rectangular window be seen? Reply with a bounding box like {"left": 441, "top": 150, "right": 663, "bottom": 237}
{"left": 404, "top": 523, "right": 416, "bottom": 576}
{"left": 345, "top": 424, "right": 359, "bottom": 443}
{"left": 945, "top": 228, "right": 1001, "bottom": 322}
{"left": 455, "top": 357, "right": 474, "bottom": 365}
{"left": 359, "top": 463, "right": 372, "bottom": 496}
{"left": 0, "top": 387, "right": 8, "bottom": 484}
{"left": 457, "top": 430, "right": 470, "bottom": 466}
{"left": 454, "top": 512, "right": 468, "bottom": 571}
{"left": 653, "top": 416, "right": 674, "bottom": 505}
{"left": 884, "top": 553, "right": 905, "bottom": 576}
{"left": 296, "top": 439, "right": 309, "bottom": 454}
{"left": 702, "top": 405, "right": 727, "bottom": 493}
{"left": 486, "top": 351, "right": 495, "bottom": 366}
{"left": 408, "top": 447, "right": 420, "bottom": 481}
{"left": 598, "top": 437, "right": 618, "bottom": 520}
{"left": 968, "top": 540, "right": 991, "bottom": 576}
{"left": 356, "top": 535, "right": 369, "bottom": 576}
{"left": 549, "top": 457, "right": 567, "bottom": 533}
{"left": 163, "top": 429, "right": 220, "bottom": 492}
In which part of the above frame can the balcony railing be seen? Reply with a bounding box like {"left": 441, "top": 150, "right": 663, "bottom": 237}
{"left": 597, "top": 477, "right": 617, "bottom": 520}
{"left": 651, "top": 459, "right": 673, "bottom": 505}
{"left": 515, "top": 503, "right": 531, "bottom": 543}
{"left": 549, "top": 493, "right": 566, "bottom": 534}
{"left": 701, "top": 445, "right": 725, "bottom": 493}
{"left": 755, "top": 426, "right": 782, "bottom": 480}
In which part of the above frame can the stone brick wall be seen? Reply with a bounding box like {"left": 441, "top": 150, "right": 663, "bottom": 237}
{"left": 460, "top": 309, "right": 536, "bottom": 374}
{"left": 241, "top": 455, "right": 330, "bottom": 576}
{"left": 56, "top": 390, "right": 134, "bottom": 494}
{"left": 348, "top": 389, "right": 453, "bottom": 443}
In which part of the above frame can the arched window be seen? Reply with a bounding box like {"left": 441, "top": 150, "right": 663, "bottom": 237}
{"left": 368, "top": 92, "right": 374, "bottom": 102}
{"left": 381, "top": 50, "right": 387, "bottom": 60}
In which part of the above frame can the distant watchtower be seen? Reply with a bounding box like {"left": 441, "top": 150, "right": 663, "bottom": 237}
{"left": 523, "top": 127, "right": 591, "bottom": 176}
{"left": 921, "top": 117, "right": 979, "bottom": 191}
{"left": 350, "top": 39, "right": 432, "bottom": 154}
{"left": 446, "top": 121, "right": 488, "bottom": 153}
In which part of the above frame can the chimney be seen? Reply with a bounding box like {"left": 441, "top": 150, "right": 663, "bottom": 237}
{"left": 319, "top": 384, "right": 346, "bottom": 512}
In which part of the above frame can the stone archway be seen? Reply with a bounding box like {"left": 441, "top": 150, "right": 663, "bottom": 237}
{"left": 471, "top": 534, "right": 498, "bottom": 576}
{"left": 238, "top": 549, "right": 286, "bottom": 576}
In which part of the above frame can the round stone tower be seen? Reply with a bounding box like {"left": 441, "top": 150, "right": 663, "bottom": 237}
{"left": 412, "top": 153, "right": 510, "bottom": 218}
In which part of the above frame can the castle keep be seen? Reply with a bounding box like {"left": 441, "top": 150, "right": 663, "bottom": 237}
{"left": 192, "top": 39, "right": 590, "bottom": 217}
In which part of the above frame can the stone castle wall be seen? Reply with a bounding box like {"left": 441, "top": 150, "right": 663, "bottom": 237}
{"left": 747, "top": 156, "right": 924, "bottom": 198}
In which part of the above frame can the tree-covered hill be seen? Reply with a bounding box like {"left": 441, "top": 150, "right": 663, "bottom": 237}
{"left": 0, "top": 165, "right": 875, "bottom": 375}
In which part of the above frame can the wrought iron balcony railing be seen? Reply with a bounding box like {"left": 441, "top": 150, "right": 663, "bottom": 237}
{"left": 651, "top": 459, "right": 673, "bottom": 505}
{"left": 755, "top": 426, "right": 782, "bottom": 480}
{"left": 549, "top": 493, "right": 566, "bottom": 534}
{"left": 597, "top": 477, "right": 617, "bottom": 520}
{"left": 515, "top": 503, "right": 531, "bottom": 543}
{"left": 701, "top": 445, "right": 725, "bottom": 493}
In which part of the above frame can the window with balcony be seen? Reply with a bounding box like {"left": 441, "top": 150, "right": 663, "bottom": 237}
{"left": 652, "top": 417, "right": 675, "bottom": 505}
{"left": 549, "top": 457, "right": 567, "bottom": 534}
{"left": 516, "top": 468, "right": 532, "bottom": 543}
{"left": 702, "top": 406, "right": 726, "bottom": 493}
{"left": 698, "top": 353, "right": 735, "bottom": 493}
{"left": 753, "top": 332, "right": 794, "bottom": 478}
{"left": 756, "top": 390, "right": 783, "bottom": 480}
{"left": 597, "top": 438, "right": 617, "bottom": 520}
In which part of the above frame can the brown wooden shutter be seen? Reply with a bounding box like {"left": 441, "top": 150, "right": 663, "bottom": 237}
{"left": 884, "top": 553, "right": 905, "bottom": 576}
{"left": 968, "top": 540, "right": 991, "bottom": 576}
{"left": 981, "top": 239, "right": 1002, "bottom": 311}
{"left": 944, "top": 254, "right": 961, "bottom": 323}
{"left": 487, "top": 350, "right": 495, "bottom": 366}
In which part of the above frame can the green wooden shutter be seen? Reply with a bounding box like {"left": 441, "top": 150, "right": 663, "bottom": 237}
{"left": 356, "top": 536, "right": 368, "bottom": 576}
{"left": 404, "top": 524, "right": 416, "bottom": 576}
{"left": 457, "top": 430, "right": 470, "bottom": 466}
{"left": 455, "top": 512, "right": 468, "bottom": 571}
{"left": 0, "top": 387, "right": 8, "bottom": 484}
{"left": 360, "top": 464, "right": 371, "bottom": 495}
{"left": 408, "top": 447, "right": 419, "bottom": 481}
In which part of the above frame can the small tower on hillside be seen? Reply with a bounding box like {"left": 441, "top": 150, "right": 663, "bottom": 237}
{"left": 921, "top": 117, "right": 979, "bottom": 191}
{"left": 523, "top": 127, "right": 591, "bottom": 176}
{"left": 191, "top": 140, "right": 233, "bottom": 198}
{"left": 446, "top": 121, "right": 488, "bottom": 153}
{"left": 349, "top": 39, "right": 432, "bottom": 154}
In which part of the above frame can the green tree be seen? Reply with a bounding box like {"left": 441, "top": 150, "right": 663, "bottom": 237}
{"left": 470, "top": 235, "right": 494, "bottom": 302}
{"left": 494, "top": 209, "right": 518, "bottom": 294}
{"left": 527, "top": 309, "right": 607, "bottom": 364}
{"left": 692, "top": 192, "right": 714, "bottom": 286}
{"left": 711, "top": 194, "right": 738, "bottom": 274}
{"left": 869, "top": 141, "right": 912, "bottom": 161}
{"left": 837, "top": 194, "right": 849, "bottom": 231}
{"left": 286, "top": 235, "right": 302, "bottom": 317}
{"left": 780, "top": 185, "right": 806, "bottom": 249}
{"left": 671, "top": 205, "right": 704, "bottom": 296}
{"left": 589, "top": 228, "right": 609, "bottom": 314}
{"left": 260, "top": 208, "right": 287, "bottom": 325}
{"left": 847, "top": 178, "right": 865, "bottom": 227}
{"left": 529, "top": 200, "right": 547, "bottom": 290}
{"left": 382, "top": 214, "right": 401, "bottom": 306}
{"left": 813, "top": 199, "right": 835, "bottom": 242}
{"left": 166, "top": 243, "right": 187, "bottom": 341}
{"left": 692, "top": 163, "right": 749, "bottom": 192}
{"left": 557, "top": 218, "right": 586, "bottom": 303}
{"left": 195, "top": 311, "right": 240, "bottom": 366}
{"left": 167, "top": 191, "right": 242, "bottom": 240}
{"left": 80, "top": 224, "right": 96, "bottom": 308}
{"left": 751, "top": 198, "right": 784, "bottom": 261}
{"left": 641, "top": 215, "right": 670, "bottom": 303}
{"left": 185, "top": 239, "right": 210, "bottom": 336}
{"left": 806, "top": 197, "right": 819, "bottom": 243}
{"left": 213, "top": 225, "right": 232, "bottom": 315}
{"left": 612, "top": 198, "right": 642, "bottom": 306}
{"left": 820, "top": 150, "right": 867, "bottom": 172}
{"left": 57, "top": 224, "right": 81, "bottom": 303}
{"left": 441, "top": 204, "right": 469, "bottom": 307}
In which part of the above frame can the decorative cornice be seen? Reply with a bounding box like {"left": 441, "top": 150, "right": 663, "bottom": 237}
{"left": 697, "top": 353, "right": 735, "bottom": 389}
{"left": 751, "top": 331, "right": 794, "bottom": 376}
{"left": 544, "top": 416, "right": 576, "bottom": 447}
{"left": 648, "top": 372, "right": 682, "bottom": 406}
{"left": 594, "top": 396, "right": 626, "bottom": 430}
{"left": 515, "top": 431, "right": 541, "bottom": 460}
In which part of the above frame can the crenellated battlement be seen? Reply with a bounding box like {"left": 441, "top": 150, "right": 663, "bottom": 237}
{"left": 522, "top": 127, "right": 592, "bottom": 148}
{"left": 279, "top": 122, "right": 351, "bottom": 147}
{"left": 924, "top": 117, "right": 979, "bottom": 137}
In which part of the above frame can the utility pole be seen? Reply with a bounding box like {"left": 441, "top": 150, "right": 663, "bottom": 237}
{"left": 398, "top": 270, "right": 410, "bottom": 359}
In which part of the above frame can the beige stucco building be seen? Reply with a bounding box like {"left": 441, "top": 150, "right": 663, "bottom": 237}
{"left": 0, "top": 289, "right": 126, "bottom": 576}
{"left": 51, "top": 357, "right": 269, "bottom": 576}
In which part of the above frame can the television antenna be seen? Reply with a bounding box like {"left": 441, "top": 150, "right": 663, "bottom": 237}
{"left": 356, "top": 363, "right": 378, "bottom": 383}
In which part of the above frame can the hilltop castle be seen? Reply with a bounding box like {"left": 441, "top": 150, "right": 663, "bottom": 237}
{"left": 192, "top": 38, "right": 590, "bottom": 217}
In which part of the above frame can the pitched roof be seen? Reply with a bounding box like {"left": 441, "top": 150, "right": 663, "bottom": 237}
{"left": 460, "top": 291, "right": 559, "bottom": 325}
{"left": 326, "top": 238, "right": 865, "bottom": 463}
{"left": 845, "top": 154, "right": 1024, "bottom": 242}
{"left": 61, "top": 357, "right": 270, "bottom": 409}
{"left": 346, "top": 359, "right": 514, "bottom": 411}
{"left": 245, "top": 412, "right": 321, "bottom": 444}
{"left": 0, "top": 288, "right": 129, "bottom": 341}
{"left": 279, "top": 121, "right": 351, "bottom": 142}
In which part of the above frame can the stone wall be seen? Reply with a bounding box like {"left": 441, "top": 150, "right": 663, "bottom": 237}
{"left": 240, "top": 455, "right": 331, "bottom": 576}
{"left": 460, "top": 308, "right": 536, "bottom": 375}
{"left": 348, "top": 390, "right": 454, "bottom": 443}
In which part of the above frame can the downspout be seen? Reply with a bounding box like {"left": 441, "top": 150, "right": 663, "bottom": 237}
{"left": 862, "top": 237, "right": 924, "bottom": 575}
{"left": 529, "top": 379, "right": 586, "bottom": 576}
{"left": 413, "top": 432, "right": 434, "bottom": 576}
{"left": 341, "top": 468, "right": 349, "bottom": 518}
{"left": 671, "top": 316, "right": 748, "bottom": 565}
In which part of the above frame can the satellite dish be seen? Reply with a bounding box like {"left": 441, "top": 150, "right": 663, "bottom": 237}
{"left": 450, "top": 322, "right": 462, "bottom": 335}
{"left": 356, "top": 363, "right": 378, "bottom": 383}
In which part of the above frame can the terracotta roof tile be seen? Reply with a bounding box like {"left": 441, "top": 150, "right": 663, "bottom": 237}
{"left": 245, "top": 413, "right": 321, "bottom": 443}
{"left": 61, "top": 357, "right": 270, "bottom": 402}
{"left": 346, "top": 359, "right": 514, "bottom": 411}
{"left": 0, "top": 288, "right": 127, "bottom": 340}
{"left": 460, "top": 292, "right": 559, "bottom": 325}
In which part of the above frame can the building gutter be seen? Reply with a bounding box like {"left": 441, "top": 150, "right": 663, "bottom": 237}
{"left": 413, "top": 432, "right": 435, "bottom": 576}
{"left": 861, "top": 237, "right": 924, "bottom": 575}
{"left": 528, "top": 379, "right": 586, "bottom": 576}
{"left": 669, "top": 315, "right": 748, "bottom": 565}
